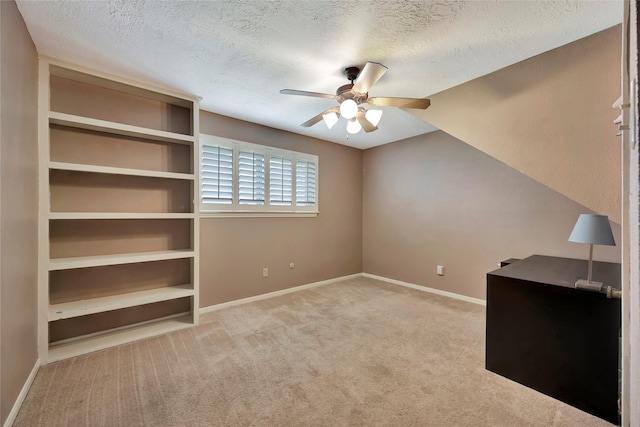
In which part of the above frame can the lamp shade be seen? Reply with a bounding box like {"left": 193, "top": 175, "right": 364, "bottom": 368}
{"left": 568, "top": 214, "right": 616, "bottom": 246}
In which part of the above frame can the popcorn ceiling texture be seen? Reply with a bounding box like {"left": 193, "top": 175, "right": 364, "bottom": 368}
{"left": 16, "top": 0, "right": 621, "bottom": 149}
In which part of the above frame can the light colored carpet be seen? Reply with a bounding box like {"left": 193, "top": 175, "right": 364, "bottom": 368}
{"left": 15, "top": 277, "right": 614, "bottom": 426}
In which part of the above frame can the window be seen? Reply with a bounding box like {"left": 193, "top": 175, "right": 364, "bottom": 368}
{"left": 200, "top": 134, "right": 318, "bottom": 215}
{"left": 238, "top": 150, "right": 265, "bottom": 205}
{"left": 296, "top": 160, "right": 316, "bottom": 206}
{"left": 201, "top": 145, "right": 233, "bottom": 204}
{"left": 269, "top": 156, "right": 292, "bottom": 206}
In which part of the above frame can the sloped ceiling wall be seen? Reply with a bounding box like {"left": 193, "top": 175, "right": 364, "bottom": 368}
{"left": 412, "top": 26, "right": 621, "bottom": 224}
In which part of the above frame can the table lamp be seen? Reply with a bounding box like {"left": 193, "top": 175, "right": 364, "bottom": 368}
{"left": 568, "top": 214, "right": 616, "bottom": 291}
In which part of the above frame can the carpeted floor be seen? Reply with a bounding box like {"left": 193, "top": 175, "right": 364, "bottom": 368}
{"left": 15, "top": 277, "right": 615, "bottom": 426}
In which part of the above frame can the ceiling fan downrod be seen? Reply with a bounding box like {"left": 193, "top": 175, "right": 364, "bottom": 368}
{"left": 338, "top": 66, "right": 365, "bottom": 105}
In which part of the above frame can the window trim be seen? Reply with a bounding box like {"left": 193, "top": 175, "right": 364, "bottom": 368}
{"left": 199, "top": 134, "right": 319, "bottom": 216}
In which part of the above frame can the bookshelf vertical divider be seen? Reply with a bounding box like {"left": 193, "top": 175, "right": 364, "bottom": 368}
{"left": 38, "top": 58, "right": 200, "bottom": 363}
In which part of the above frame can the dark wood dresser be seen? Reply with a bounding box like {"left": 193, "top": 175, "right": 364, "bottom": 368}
{"left": 486, "top": 255, "right": 621, "bottom": 425}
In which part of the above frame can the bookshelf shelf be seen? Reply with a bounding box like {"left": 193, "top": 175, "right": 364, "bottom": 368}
{"left": 49, "top": 212, "right": 195, "bottom": 220}
{"left": 49, "top": 249, "right": 195, "bottom": 271}
{"left": 49, "top": 285, "right": 194, "bottom": 320}
{"left": 49, "top": 161, "right": 194, "bottom": 180}
{"left": 48, "top": 315, "right": 193, "bottom": 362}
{"left": 49, "top": 111, "right": 194, "bottom": 144}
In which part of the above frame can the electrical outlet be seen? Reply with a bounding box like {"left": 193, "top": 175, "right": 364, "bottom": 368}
{"left": 437, "top": 265, "right": 445, "bottom": 276}
{"left": 263, "top": 267, "right": 268, "bottom": 277}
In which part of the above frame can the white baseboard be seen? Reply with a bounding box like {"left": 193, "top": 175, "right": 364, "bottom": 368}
{"left": 199, "top": 273, "right": 363, "bottom": 314}
{"left": 362, "top": 273, "right": 486, "bottom": 306}
{"left": 200, "top": 272, "right": 485, "bottom": 315}
{"left": 3, "top": 359, "right": 40, "bottom": 427}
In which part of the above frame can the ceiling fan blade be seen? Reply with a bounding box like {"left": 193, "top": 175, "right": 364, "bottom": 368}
{"left": 356, "top": 110, "right": 378, "bottom": 133}
{"left": 352, "top": 62, "right": 388, "bottom": 94}
{"left": 301, "top": 106, "right": 339, "bottom": 127}
{"left": 280, "top": 89, "right": 336, "bottom": 99}
{"left": 367, "top": 97, "right": 431, "bottom": 109}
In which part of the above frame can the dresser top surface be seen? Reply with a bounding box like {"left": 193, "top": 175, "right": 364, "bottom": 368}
{"left": 488, "top": 255, "right": 621, "bottom": 290}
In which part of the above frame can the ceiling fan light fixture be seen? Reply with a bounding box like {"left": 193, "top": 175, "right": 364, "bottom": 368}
{"left": 365, "top": 109, "right": 383, "bottom": 126}
{"left": 340, "top": 99, "right": 358, "bottom": 120}
{"left": 281, "top": 61, "right": 430, "bottom": 135}
{"left": 346, "top": 118, "right": 362, "bottom": 134}
{"left": 322, "top": 112, "right": 339, "bottom": 129}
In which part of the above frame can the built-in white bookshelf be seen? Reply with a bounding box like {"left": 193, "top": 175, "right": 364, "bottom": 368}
{"left": 38, "top": 58, "right": 200, "bottom": 362}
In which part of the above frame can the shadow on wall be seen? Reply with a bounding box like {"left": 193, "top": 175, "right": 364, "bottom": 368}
{"left": 412, "top": 26, "right": 622, "bottom": 223}
{"left": 362, "top": 130, "right": 621, "bottom": 301}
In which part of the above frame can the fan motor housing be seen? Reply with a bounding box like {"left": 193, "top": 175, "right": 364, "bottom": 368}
{"left": 336, "top": 83, "right": 368, "bottom": 104}
{"left": 336, "top": 84, "right": 354, "bottom": 96}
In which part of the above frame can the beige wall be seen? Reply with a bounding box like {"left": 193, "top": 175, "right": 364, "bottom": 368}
{"left": 413, "top": 26, "right": 622, "bottom": 224}
{"left": 363, "top": 131, "right": 621, "bottom": 301}
{"left": 0, "top": 1, "right": 39, "bottom": 424}
{"left": 199, "top": 112, "right": 363, "bottom": 307}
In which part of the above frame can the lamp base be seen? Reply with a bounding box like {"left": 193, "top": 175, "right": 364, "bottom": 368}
{"left": 575, "top": 279, "right": 603, "bottom": 292}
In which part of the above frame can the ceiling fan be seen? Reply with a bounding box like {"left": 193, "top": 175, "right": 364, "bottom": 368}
{"left": 280, "top": 62, "right": 430, "bottom": 134}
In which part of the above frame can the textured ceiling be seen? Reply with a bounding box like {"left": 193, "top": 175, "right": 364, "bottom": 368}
{"left": 16, "top": 0, "right": 622, "bottom": 149}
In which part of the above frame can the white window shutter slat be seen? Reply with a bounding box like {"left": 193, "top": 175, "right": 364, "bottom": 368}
{"left": 270, "top": 156, "right": 292, "bottom": 206}
{"left": 201, "top": 145, "right": 233, "bottom": 204}
{"left": 296, "top": 161, "right": 316, "bottom": 206}
{"left": 238, "top": 151, "right": 265, "bottom": 205}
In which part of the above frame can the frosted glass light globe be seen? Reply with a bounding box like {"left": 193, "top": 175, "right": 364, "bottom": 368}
{"left": 346, "top": 119, "right": 362, "bottom": 134}
{"left": 365, "top": 109, "right": 383, "bottom": 126}
{"left": 339, "top": 99, "right": 358, "bottom": 120}
{"left": 322, "top": 112, "right": 339, "bottom": 129}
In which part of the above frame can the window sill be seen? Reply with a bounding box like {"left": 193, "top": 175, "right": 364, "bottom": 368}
{"left": 199, "top": 211, "right": 318, "bottom": 218}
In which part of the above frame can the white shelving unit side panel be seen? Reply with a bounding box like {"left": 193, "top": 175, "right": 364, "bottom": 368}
{"left": 191, "top": 101, "right": 201, "bottom": 326}
{"left": 38, "top": 59, "right": 52, "bottom": 363}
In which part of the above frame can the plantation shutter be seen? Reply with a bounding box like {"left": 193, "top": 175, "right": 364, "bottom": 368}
{"left": 269, "top": 156, "right": 292, "bottom": 205}
{"left": 201, "top": 144, "right": 233, "bottom": 204}
{"left": 238, "top": 150, "right": 265, "bottom": 205}
{"left": 296, "top": 160, "right": 317, "bottom": 206}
